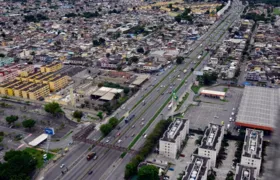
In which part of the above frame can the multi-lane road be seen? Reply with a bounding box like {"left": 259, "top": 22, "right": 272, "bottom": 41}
{"left": 43, "top": 1, "right": 244, "bottom": 180}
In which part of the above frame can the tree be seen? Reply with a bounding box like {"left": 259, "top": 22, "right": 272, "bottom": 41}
{"left": 174, "top": 15, "right": 181, "bottom": 23}
{"left": 195, "top": 136, "right": 203, "bottom": 145}
{"left": 176, "top": 56, "right": 184, "bottom": 64}
{"left": 100, "top": 124, "right": 112, "bottom": 136}
{"left": 109, "top": 117, "right": 118, "bottom": 128}
{"left": 1, "top": 150, "right": 37, "bottom": 180}
{"left": 137, "top": 47, "right": 145, "bottom": 54}
{"left": 44, "top": 102, "right": 63, "bottom": 116}
{"left": 5, "top": 115, "right": 18, "bottom": 125}
{"left": 130, "top": 56, "right": 139, "bottom": 63}
{"left": 22, "top": 119, "right": 36, "bottom": 130}
{"left": 124, "top": 87, "right": 130, "bottom": 95}
{"left": 114, "top": 93, "right": 121, "bottom": 100}
{"left": 73, "top": 110, "right": 83, "bottom": 119}
{"left": 168, "top": 3, "right": 172, "bottom": 9}
{"left": 97, "top": 112, "right": 103, "bottom": 120}
{"left": 125, "top": 162, "right": 138, "bottom": 179}
{"left": 207, "top": 168, "right": 216, "bottom": 180}
{"left": 138, "top": 165, "right": 159, "bottom": 180}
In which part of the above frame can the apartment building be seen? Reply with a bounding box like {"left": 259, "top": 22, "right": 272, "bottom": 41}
{"left": 40, "top": 62, "right": 63, "bottom": 73}
{"left": 182, "top": 155, "right": 210, "bottom": 180}
{"left": 13, "top": 82, "right": 34, "bottom": 97}
{"left": 0, "top": 63, "right": 34, "bottom": 83}
{"left": 198, "top": 123, "right": 225, "bottom": 167}
{"left": 0, "top": 80, "right": 20, "bottom": 95}
{"left": 28, "top": 84, "right": 50, "bottom": 100}
{"left": 235, "top": 164, "right": 257, "bottom": 180}
{"left": 48, "top": 75, "right": 68, "bottom": 92}
{"left": 159, "top": 118, "right": 189, "bottom": 159}
{"left": 240, "top": 129, "right": 263, "bottom": 176}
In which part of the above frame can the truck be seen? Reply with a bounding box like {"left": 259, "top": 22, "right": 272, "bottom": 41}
{"left": 168, "top": 103, "right": 172, "bottom": 110}
{"left": 183, "top": 69, "right": 187, "bottom": 73}
{"left": 87, "top": 152, "right": 97, "bottom": 160}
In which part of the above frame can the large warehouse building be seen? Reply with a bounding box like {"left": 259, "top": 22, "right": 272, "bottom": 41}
{"left": 235, "top": 86, "right": 279, "bottom": 131}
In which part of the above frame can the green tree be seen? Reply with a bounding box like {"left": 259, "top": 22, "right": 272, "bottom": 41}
{"left": 123, "top": 87, "right": 130, "bottom": 95}
{"left": 125, "top": 162, "right": 138, "bottom": 179}
{"left": 73, "top": 110, "right": 83, "bottom": 119}
{"left": 1, "top": 150, "right": 37, "bottom": 180}
{"left": 176, "top": 56, "right": 184, "bottom": 64}
{"left": 109, "top": 117, "right": 118, "bottom": 128}
{"left": 22, "top": 119, "right": 36, "bottom": 130}
{"left": 100, "top": 124, "right": 112, "bottom": 136}
{"left": 44, "top": 102, "right": 63, "bottom": 116}
{"left": 138, "top": 165, "right": 159, "bottom": 180}
{"left": 5, "top": 115, "right": 18, "bottom": 125}
{"left": 97, "top": 112, "right": 103, "bottom": 120}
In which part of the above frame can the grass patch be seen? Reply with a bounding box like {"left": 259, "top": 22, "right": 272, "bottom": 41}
{"left": 273, "top": 8, "right": 280, "bottom": 15}
{"left": 221, "top": 99, "right": 229, "bottom": 102}
{"left": 191, "top": 85, "right": 202, "bottom": 94}
{"left": 23, "top": 147, "right": 55, "bottom": 168}
{"left": 223, "top": 88, "right": 229, "bottom": 92}
{"left": 50, "top": 148, "right": 62, "bottom": 153}
{"left": 175, "top": 93, "right": 189, "bottom": 111}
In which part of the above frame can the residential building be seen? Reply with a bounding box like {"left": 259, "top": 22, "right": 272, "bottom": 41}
{"left": 0, "top": 63, "right": 34, "bottom": 83}
{"left": 48, "top": 75, "right": 68, "bottom": 92}
{"left": 240, "top": 129, "right": 263, "bottom": 176}
{"left": 0, "top": 57, "right": 14, "bottom": 67}
{"left": 40, "top": 62, "right": 63, "bottom": 73}
{"left": 159, "top": 118, "right": 189, "bottom": 159}
{"left": 13, "top": 82, "right": 34, "bottom": 97}
{"left": 182, "top": 154, "right": 210, "bottom": 180}
{"left": 28, "top": 84, "right": 50, "bottom": 100}
{"left": 235, "top": 164, "right": 257, "bottom": 180}
{"left": 198, "top": 123, "right": 225, "bottom": 167}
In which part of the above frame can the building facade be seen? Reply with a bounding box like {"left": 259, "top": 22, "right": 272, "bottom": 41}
{"left": 159, "top": 118, "right": 189, "bottom": 159}
{"left": 198, "top": 123, "right": 225, "bottom": 167}
{"left": 235, "top": 164, "right": 257, "bottom": 180}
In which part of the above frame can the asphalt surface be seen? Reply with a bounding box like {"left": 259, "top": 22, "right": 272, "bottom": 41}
{"left": 43, "top": 1, "right": 244, "bottom": 180}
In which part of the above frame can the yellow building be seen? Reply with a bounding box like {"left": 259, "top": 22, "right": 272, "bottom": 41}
{"left": 48, "top": 75, "right": 68, "bottom": 92}
{"left": 28, "top": 84, "right": 50, "bottom": 100}
{"left": 34, "top": 73, "right": 54, "bottom": 84}
{"left": 0, "top": 80, "right": 18, "bottom": 95}
{"left": 40, "top": 62, "right": 62, "bottom": 73}
{"left": 5, "top": 80, "right": 22, "bottom": 96}
{"left": 13, "top": 82, "right": 34, "bottom": 97}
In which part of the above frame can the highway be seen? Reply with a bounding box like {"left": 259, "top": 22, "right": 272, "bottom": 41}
{"left": 43, "top": 1, "right": 244, "bottom": 180}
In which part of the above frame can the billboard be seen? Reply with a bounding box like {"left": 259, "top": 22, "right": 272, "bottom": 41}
{"left": 44, "top": 128, "right": 55, "bottom": 135}
{"left": 193, "top": 71, "right": 204, "bottom": 76}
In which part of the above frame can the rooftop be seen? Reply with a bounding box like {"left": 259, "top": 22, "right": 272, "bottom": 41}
{"left": 161, "top": 118, "right": 188, "bottom": 143}
{"left": 235, "top": 164, "right": 256, "bottom": 180}
{"left": 182, "top": 155, "right": 209, "bottom": 180}
{"left": 243, "top": 129, "right": 263, "bottom": 159}
{"left": 236, "top": 86, "right": 279, "bottom": 131}
{"left": 200, "top": 123, "right": 223, "bottom": 150}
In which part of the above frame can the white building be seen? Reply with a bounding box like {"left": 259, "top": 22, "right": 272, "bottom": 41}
{"left": 235, "top": 164, "right": 257, "bottom": 180}
{"left": 240, "top": 129, "right": 263, "bottom": 176}
{"left": 198, "top": 123, "right": 225, "bottom": 167}
{"left": 159, "top": 118, "right": 189, "bottom": 159}
{"left": 182, "top": 155, "right": 210, "bottom": 180}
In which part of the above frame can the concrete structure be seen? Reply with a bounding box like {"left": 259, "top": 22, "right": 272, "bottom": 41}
{"left": 28, "top": 84, "right": 50, "bottom": 100}
{"left": 240, "top": 129, "right": 263, "bottom": 176}
{"left": 236, "top": 86, "right": 279, "bottom": 131}
{"left": 235, "top": 164, "right": 257, "bottom": 180}
{"left": 200, "top": 89, "right": 226, "bottom": 100}
{"left": 29, "top": 133, "right": 48, "bottom": 147}
{"left": 198, "top": 123, "right": 225, "bottom": 167}
{"left": 182, "top": 154, "right": 210, "bottom": 180}
{"left": 48, "top": 75, "right": 68, "bottom": 92}
{"left": 159, "top": 118, "right": 189, "bottom": 159}
{"left": 0, "top": 63, "right": 34, "bottom": 83}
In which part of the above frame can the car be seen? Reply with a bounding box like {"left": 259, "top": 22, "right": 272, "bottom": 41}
{"left": 60, "top": 164, "right": 65, "bottom": 169}
{"left": 93, "top": 155, "right": 97, "bottom": 160}
{"left": 88, "top": 171, "right": 93, "bottom": 175}
{"left": 232, "top": 108, "right": 235, "bottom": 111}
{"left": 142, "top": 118, "right": 144, "bottom": 121}
{"left": 162, "top": 92, "right": 164, "bottom": 95}
{"left": 132, "top": 125, "right": 135, "bottom": 128}
{"left": 214, "top": 116, "right": 219, "bottom": 119}
{"left": 231, "top": 112, "right": 235, "bottom": 116}
{"left": 118, "top": 139, "right": 122, "bottom": 143}
{"left": 117, "top": 126, "right": 121, "bottom": 130}
{"left": 160, "top": 85, "right": 163, "bottom": 88}
{"left": 141, "top": 122, "right": 145, "bottom": 126}
{"left": 116, "top": 132, "right": 121, "bottom": 137}
{"left": 105, "top": 139, "right": 110, "bottom": 143}
{"left": 144, "top": 134, "right": 147, "bottom": 138}
{"left": 131, "top": 134, "right": 135, "bottom": 137}
{"left": 121, "top": 105, "right": 125, "bottom": 110}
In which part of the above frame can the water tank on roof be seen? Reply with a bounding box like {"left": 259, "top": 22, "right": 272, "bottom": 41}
{"left": 244, "top": 170, "right": 249, "bottom": 177}
{"left": 196, "top": 161, "right": 202, "bottom": 166}
{"left": 190, "top": 178, "right": 195, "bottom": 180}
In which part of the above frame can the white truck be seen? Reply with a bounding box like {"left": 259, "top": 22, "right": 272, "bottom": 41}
{"left": 168, "top": 103, "right": 172, "bottom": 110}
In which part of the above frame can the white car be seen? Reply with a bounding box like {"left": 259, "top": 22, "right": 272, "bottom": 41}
{"left": 144, "top": 134, "right": 147, "bottom": 138}
{"left": 141, "top": 122, "right": 145, "bottom": 126}
{"left": 231, "top": 112, "right": 235, "bottom": 116}
{"left": 60, "top": 164, "right": 65, "bottom": 169}
{"left": 142, "top": 118, "right": 144, "bottom": 121}
{"left": 121, "top": 105, "right": 125, "bottom": 110}
{"left": 118, "top": 139, "right": 122, "bottom": 143}
{"left": 105, "top": 139, "right": 110, "bottom": 143}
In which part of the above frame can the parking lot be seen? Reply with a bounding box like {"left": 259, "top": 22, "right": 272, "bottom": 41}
{"left": 184, "top": 86, "right": 243, "bottom": 132}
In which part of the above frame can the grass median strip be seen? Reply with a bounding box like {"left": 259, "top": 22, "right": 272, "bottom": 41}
{"left": 175, "top": 92, "right": 189, "bottom": 111}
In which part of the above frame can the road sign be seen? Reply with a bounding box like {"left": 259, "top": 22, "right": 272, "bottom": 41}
{"left": 193, "top": 71, "right": 204, "bottom": 76}
{"left": 44, "top": 128, "right": 55, "bottom": 135}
